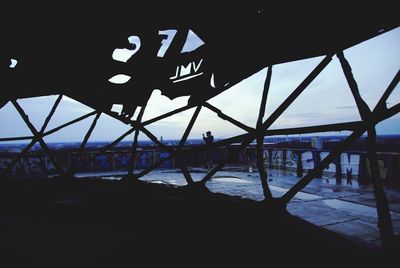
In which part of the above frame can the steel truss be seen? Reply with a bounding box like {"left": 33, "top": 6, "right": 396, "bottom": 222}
{"left": 1, "top": 52, "right": 399, "bottom": 250}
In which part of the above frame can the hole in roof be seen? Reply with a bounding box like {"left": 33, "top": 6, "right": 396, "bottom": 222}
{"left": 112, "top": 35, "right": 141, "bottom": 63}
{"left": 111, "top": 104, "right": 123, "bottom": 114}
{"left": 9, "top": 59, "right": 17, "bottom": 68}
{"left": 132, "top": 106, "right": 142, "bottom": 121}
{"left": 142, "top": 89, "right": 189, "bottom": 122}
{"left": 157, "top": 29, "right": 177, "bottom": 58}
{"left": 108, "top": 74, "right": 131, "bottom": 84}
{"left": 210, "top": 73, "right": 216, "bottom": 88}
{"left": 181, "top": 29, "right": 205, "bottom": 53}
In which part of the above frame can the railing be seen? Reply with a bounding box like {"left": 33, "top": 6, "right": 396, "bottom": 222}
{"left": 1, "top": 145, "right": 399, "bottom": 186}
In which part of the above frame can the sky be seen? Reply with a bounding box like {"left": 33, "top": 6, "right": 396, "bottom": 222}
{"left": 1, "top": 27, "right": 399, "bottom": 143}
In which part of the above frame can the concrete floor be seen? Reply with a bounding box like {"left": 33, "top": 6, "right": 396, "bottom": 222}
{"left": 1, "top": 170, "right": 398, "bottom": 266}
{"left": 107, "top": 166, "right": 400, "bottom": 249}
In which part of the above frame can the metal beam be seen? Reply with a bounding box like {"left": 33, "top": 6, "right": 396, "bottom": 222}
{"left": 261, "top": 54, "right": 333, "bottom": 130}
{"left": 142, "top": 104, "right": 195, "bottom": 126}
{"left": 128, "top": 106, "right": 147, "bottom": 176}
{"left": 338, "top": 51, "right": 395, "bottom": 250}
{"left": 281, "top": 129, "right": 364, "bottom": 203}
{"left": 203, "top": 103, "right": 254, "bottom": 132}
{"left": 374, "top": 69, "right": 400, "bottom": 113}
{"left": 69, "top": 112, "right": 101, "bottom": 175}
{"left": 12, "top": 100, "right": 65, "bottom": 176}
{"left": 39, "top": 94, "right": 63, "bottom": 134}
{"left": 0, "top": 136, "right": 34, "bottom": 142}
{"left": 43, "top": 111, "right": 97, "bottom": 137}
{"left": 256, "top": 65, "right": 273, "bottom": 200}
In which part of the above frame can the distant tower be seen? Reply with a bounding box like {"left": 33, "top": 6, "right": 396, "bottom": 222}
{"left": 160, "top": 136, "right": 163, "bottom": 143}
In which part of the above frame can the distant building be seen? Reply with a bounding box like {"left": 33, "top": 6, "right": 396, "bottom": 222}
{"left": 311, "top": 137, "right": 323, "bottom": 150}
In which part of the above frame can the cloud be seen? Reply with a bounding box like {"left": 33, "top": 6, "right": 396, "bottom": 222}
{"left": 335, "top": 105, "right": 357, "bottom": 110}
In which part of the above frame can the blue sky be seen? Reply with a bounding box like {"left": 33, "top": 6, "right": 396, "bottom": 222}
{"left": 1, "top": 27, "right": 399, "bottom": 143}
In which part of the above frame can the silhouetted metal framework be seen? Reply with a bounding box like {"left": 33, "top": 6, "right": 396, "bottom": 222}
{"left": 1, "top": 6, "right": 399, "bottom": 250}
{"left": 2, "top": 51, "right": 399, "bottom": 250}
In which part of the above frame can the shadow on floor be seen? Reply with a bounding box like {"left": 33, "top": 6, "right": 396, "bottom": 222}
{"left": 0, "top": 178, "right": 394, "bottom": 267}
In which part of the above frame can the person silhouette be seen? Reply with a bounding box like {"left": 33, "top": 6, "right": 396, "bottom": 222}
{"left": 202, "top": 131, "right": 214, "bottom": 169}
{"left": 346, "top": 168, "right": 353, "bottom": 186}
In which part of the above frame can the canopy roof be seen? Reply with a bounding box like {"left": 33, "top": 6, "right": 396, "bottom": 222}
{"left": 2, "top": 4, "right": 399, "bottom": 109}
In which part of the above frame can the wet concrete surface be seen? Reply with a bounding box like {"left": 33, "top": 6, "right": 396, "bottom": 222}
{"left": 117, "top": 166, "right": 400, "bottom": 249}
{"left": 2, "top": 170, "right": 399, "bottom": 266}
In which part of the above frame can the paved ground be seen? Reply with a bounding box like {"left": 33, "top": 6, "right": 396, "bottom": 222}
{"left": 3, "top": 174, "right": 387, "bottom": 267}
{"left": 82, "top": 166, "right": 400, "bottom": 249}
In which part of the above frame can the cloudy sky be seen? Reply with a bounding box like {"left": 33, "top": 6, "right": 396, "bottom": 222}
{"left": 1, "top": 27, "right": 399, "bottom": 143}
